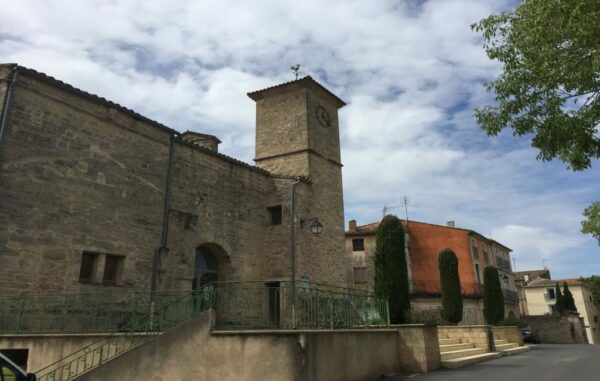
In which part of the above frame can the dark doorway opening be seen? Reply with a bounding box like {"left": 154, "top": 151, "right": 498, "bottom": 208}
{"left": 193, "top": 247, "right": 219, "bottom": 290}
{"left": 266, "top": 282, "right": 281, "bottom": 326}
{"left": 0, "top": 349, "right": 28, "bottom": 371}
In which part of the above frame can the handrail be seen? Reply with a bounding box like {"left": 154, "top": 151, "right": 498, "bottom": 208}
{"left": 34, "top": 287, "right": 215, "bottom": 381}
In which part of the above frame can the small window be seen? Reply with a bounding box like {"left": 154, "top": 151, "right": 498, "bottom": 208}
{"left": 352, "top": 238, "right": 365, "bottom": 251}
{"left": 547, "top": 288, "right": 556, "bottom": 299}
{"left": 79, "top": 252, "right": 96, "bottom": 283}
{"left": 475, "top": 263, "right": 482, "bottom": 284}
{"left": 103, "top": 255, "right": 124, "bottom": 285}
{"left": 524, "top": 274, "right": 530, "bottom": 282}
{"left": 267, "top": 205, "right": 282, "bottom": 225}
{"left": 594, "top": 316, "right": 598, "bottom": 323}
{"left": 353, "top": 267, "right": 367, "bottom": 284}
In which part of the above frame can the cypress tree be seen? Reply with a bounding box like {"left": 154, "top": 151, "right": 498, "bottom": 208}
{"left": 563, "top": 282, "right": 577, "bottom": 312}
{"left": 438, "top": 249, "right": 463, "bottom": 324}
{"left": 555, "top": 282, "right": 565, "bottom": 314}
{"left": 483, "top": 266, "right": 504, "bottom": 325}
{"left": 374, "top": 215, "right": 411, "bottom": 323}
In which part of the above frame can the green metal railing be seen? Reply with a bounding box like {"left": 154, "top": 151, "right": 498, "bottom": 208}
{"left": 0, "top": 291, "right": 199, "bottom": 334}
{"left": 213, "top": 281, "right": 389, "bottom": 329}
{"left": 34, "top": 288, "right": 215, "bottom": 381}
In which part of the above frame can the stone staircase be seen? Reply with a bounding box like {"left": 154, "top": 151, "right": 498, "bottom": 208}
{"left": 438, "top": 337, "right": 501, "bottom": 369}
{"left": 494, "top": 338, "right": 532, "bottom": 356}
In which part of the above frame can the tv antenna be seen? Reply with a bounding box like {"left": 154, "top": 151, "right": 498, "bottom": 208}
{"left": 290, "top": 64, "right": 301, "bottom": 80}
{"left": 382, "top": 196, "right": 410, "bottom": 221}
{"left": 542, "top": 258, "right": 548, "bottom": 269}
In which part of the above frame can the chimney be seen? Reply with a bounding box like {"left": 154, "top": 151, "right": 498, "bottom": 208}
{"left": 446, "top": 221, "right": 455, "bottom": 228}
{"left": 349, "top": 220, "right": 357, "bottom": 231}
{"left": 181, "top": 131, "right": 221, "bottom": 153}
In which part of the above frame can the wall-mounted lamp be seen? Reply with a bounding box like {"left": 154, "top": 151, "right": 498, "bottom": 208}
{"left": 300, "top": 217, "right": 323, "bottom": 235}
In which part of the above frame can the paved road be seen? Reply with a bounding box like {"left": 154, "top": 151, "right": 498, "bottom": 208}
{"left": 382, "top": 345, "right": 600, "bottom": 381}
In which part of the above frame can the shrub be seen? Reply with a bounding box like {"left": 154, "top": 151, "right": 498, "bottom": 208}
{"left": 483, "top": 266, "right": 504, "bottom": 325}
{"left": 374, "top": 215, "right": 410, "bottom": 323}
{"left": 410, "top": 309, "right": 442, "bottom": 327}
{"left": 438, "top": 249, "right": 463, "bottom": 324}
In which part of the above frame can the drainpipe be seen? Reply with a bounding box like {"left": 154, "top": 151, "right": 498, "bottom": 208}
{"left": 290, "top": 177, "right": 301, "bottom": 328}
{"left": 150, "top": 133, "right": 177, "bottom": 315}
{"left": 0, "top": 66, "right": 19, "bottom": 157}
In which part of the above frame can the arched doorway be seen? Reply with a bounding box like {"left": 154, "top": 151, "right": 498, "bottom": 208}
{"left": 193, "top": 246, "right": 219, "bottom": 290}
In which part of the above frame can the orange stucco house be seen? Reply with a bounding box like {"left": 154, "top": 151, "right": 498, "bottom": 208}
{"left": 345, "top": 219, "right": 519, "bottom": 324}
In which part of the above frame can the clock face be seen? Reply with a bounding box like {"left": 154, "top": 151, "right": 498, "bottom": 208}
{"left": 316, "top": 105, "right": 331, "bottom": 127}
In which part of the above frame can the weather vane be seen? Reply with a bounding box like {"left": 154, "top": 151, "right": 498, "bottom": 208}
{"left": 290, "top": 64, "right": 301, "bottom": 80}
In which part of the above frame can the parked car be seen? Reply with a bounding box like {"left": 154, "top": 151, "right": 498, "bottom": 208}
{"left": 521, "top": 326, "right": 541, "bottom": 344}
{"left": 0, "top": 353, "right": 36, "bottom": 381}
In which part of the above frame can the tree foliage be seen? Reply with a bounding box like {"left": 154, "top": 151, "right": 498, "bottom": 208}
{"left": 582, "top": 275, "right": 600, "bottom": 305}
{"left": 374, "top": 215, "right": 411, "bottom": 324}
{"left": 483, "top": 266, "right": 505, "bottom": 325}
{"left": 473, "top": 0, "right": 600, "bottom": 244}
{"left": 581, "top": 201, "right": 600, "bottom": 244}
{"left": 563, "top": 282, "right": 577, "bottom": 312}
{"left": 472, "top": 0, "right": 600, "bottom": 171}
{"left": 438, "top": 249, "right": 463, "bottom": 324}
{"left": 555, "top": 282, "right": 566, "bottom": 314}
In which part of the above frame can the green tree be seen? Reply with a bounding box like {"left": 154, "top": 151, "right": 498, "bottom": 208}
{"left": 472, "top": 0, "right": 600, "bottom": 243}
{"left": 563, "top": 282, "right": 577, "bottom": 312}
{"left": 483, "top": 266, "right": 505, "bottom": 325}
{"left": 582, "top": 275, "right": 600, "bottom": 305}
{"left": 438, "top": 249, "right": 463, "bottom": 324}
{"left": 582, "top": 202, "right": 600, "bottom": 244}
{"left": 374, "top": 215, "right": 411, "bottom": 323}
{"left": 555, "top": 282, "right": 566, "bottom": 314}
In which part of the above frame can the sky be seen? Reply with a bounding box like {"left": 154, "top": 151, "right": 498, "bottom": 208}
{"left": 1, "top": 0, "right": 598, "bottom": 278}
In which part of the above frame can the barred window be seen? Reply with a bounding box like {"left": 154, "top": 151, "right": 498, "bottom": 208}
{"left": 352, "top": 238, "right": 365, "bottom": 251}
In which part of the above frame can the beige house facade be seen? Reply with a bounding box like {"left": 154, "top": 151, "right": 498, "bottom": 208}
{"left": 522, "top": 278, "right": 600, "bottom": 344}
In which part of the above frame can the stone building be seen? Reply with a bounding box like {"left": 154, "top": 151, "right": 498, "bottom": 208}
{"left": 0, "top": 64, "right": 350, "bottom": 296}
{"left": 346, "top": 219, "right": 520, "bottom": 324}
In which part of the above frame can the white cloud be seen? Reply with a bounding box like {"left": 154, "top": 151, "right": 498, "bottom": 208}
{"left": 1, "top": 0, "right": 598, "bottom": 278}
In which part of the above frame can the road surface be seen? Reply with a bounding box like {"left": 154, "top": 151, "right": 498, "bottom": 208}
{"left": 382, "top": 345, "right": 600, "bottom": 381}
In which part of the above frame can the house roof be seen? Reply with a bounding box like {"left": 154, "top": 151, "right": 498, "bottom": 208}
{"left": 247, "top": 76, "right": 346, "bottom": 108}
{"left": 346, "top": 219, "right": 512, "bottom": 251}
{"left": 524, "top": 278, "right": 585, "bottom": 288}
{"left": 514, "top": 269, "right": 551, "bottom": 283}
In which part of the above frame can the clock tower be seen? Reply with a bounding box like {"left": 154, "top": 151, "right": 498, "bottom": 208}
{"left": 248, "top": 77, "right": 349, "bottom": 286}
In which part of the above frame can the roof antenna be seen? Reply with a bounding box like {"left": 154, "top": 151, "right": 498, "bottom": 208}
{"left": 290, "top": 64, "right": 301, "bottom": 80}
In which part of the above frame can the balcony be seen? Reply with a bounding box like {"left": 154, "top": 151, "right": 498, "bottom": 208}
{"left": 544, "top": 293, "right": 556, "bottom": 302}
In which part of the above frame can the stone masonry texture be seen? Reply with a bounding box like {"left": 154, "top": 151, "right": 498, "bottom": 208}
{"left": 0, "top": 65, "right": 351, "bottom": 295}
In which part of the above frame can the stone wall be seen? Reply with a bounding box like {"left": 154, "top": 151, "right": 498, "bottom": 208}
{"left": 394, "top": 325, "right": 440, "bottom": 372}
{"left": 1, "top": 312, "right": 443, "bottom": 379}
{"left": 438, "top": 326, "right": 491, "bottom": 351}
{"left": 0, "top": 66, "right": 352, "bottom": 296}
{"left": 0, "top": 68, "right": 171, "bottom": 294}
{"left": 492, "top": 326, "right": 524, "bottom": 346}
{"left": 522, "top": 313, "right": 589, "bottom": 344}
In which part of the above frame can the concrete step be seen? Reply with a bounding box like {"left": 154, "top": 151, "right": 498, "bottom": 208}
{"left": 440, "top": 347, "right": 486, "bottom": 361}
{"left": 500, "top": 345, "right": 532, "bottom": 356}
{"left": 495, "top": 343, "right": 519, "bottom": 351}
{"left": 494, "top": 339, "right": 508, "bottom": 345}
{"left": 441, "top": 352, "right": 502, "bottom": 369}
{"left": 439, "top": 343, "right": 474, "bottom": 351}
{"left": 438, "top": 338, "right": 460, "bottom": 345}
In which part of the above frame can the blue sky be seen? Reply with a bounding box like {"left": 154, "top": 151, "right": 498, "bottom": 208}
{"left": 1, "top": 0, "right": 598, "bottom": 278}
